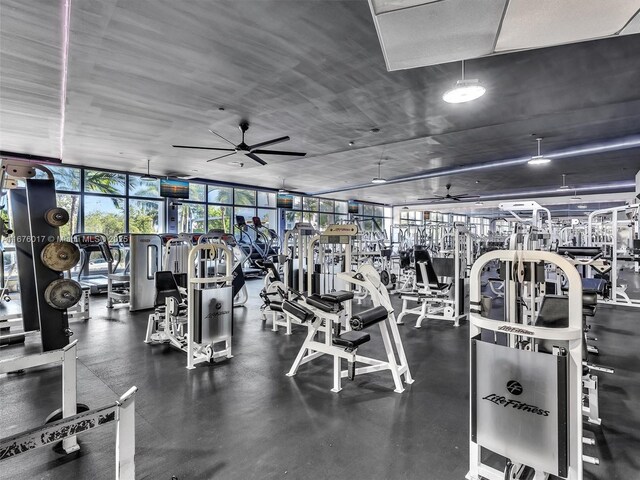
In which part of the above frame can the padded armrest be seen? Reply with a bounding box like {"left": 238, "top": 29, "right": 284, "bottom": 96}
{"left": 350, "top": 306, "right": 389, "bottom": 331}
{"left": 321, "top": 290, "right": 354, "bottom": 303}
{"left": 283, "top": 301, "right": 315, "bottom": 323}
{"left": 333, "top": 331, "right": 370, "bottom": 350}
{"left": 306, "top": 294, "right": 337, "bottom": 313}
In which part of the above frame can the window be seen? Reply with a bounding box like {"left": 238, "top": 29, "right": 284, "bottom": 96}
{"left": 234, "top": 189, "right": 256, "bottom": 206}
{"left": 319, "top": 213, "right": 334, "bottom": 230}
{"left": 84, "top": 195, "right": 126, "bottom": 240}
{"left": 84, "top": 170, "right": 126, "bottom": 196}
{"left": 178, "top": 204, "right": 205, "bottom": 233}
{"left": 189, "top": 183, "right": 206, "bottom": 202}
{"left": 56, "top": 193, "right": 81, "bottom": 240}
{"left": 363, "top": 204, "right": 374, "bottom": 216}
{"left": 303, "top": 212, "right": 318, "bottom": 229}
{"left": 257, "top": 191, "right": 276, "bottom": 208}
{"left": 208, "top": 186, "right": 232, "bottom": 204}
{"left": 129, "top": 199, "right": 164, "bottom": 233}
{"left": 319, "top": 199, "right": 334, "bottom": 213}
{"left": 49, "top": 165, "right": 81, "bottom": 191}
{"left": 292, "top": 196, "right": 302, "bottom": 210}
{"left": 129, "top": 176, "right": 161, "bottom": 198}
{"left": 303, "top": 197, "right": 318, "bottom": 211}
{"left": 285, "top": 211, "right": 302, "bottom": 230}
{"left": 257, "top": 208, "right": 276, "bottom": 229}
{"left": 208, "top": 205, "right": 232, "bottom": 233}
{"left": 335, "top": 201, "right": 347, "bottom": 214}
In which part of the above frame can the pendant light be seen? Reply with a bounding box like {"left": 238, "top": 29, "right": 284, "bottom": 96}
{"left": 372, "top": 160, "right": 387, "bottom": 184}
{"left": 442, "top": 60, "right": 486, "bottom": 104}
{"left": 528, "top": 138, "right": 552, "bottom": 165}
{"left": 558, "top": 173, "right": 569, "bottom": 190}
{"left": 141, "top": 158, "right": 155, "bottom": 182}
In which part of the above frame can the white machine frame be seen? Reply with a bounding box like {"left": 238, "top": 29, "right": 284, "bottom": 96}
{"left": 467, "top": 250, "right": 587, "bottom": 480}
{"left": 587, "top": 204, "right": 640, "bottom": 308}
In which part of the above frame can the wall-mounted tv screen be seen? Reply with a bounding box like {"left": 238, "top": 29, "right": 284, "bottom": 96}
{"left": 347, "top": 200, "right": 359, "bottom": 214}
{"left": 277, "top": 193, "right": 293, "bottom": 209}
{"left": 160, "top": 178, "right": 189, "bottom": 199}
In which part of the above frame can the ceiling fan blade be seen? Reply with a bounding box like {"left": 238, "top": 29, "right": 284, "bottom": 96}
{"left": 417, "top": 197, "right": 445, "bottom": 201}
{"left": 248, "top": 136, "right": 290, "bottom": 151}
{"left": 251, "top": 149, "right": 306, "bottom": 157}
{"left": 206, "top": 152, "right": 236, "bottom": 163}
{"left": 458, "top": 195, "right": 481, "bottom": 199}
{"left": 245, "top": 152, "right": 267, "bottom": 166}
{"left": 172, "top": 145, "right": 236, "bottom": 151}
{"left": 208, "top": 129, "right": 237, "bottom": 148}
{"left": 452, "top": 197, "right": 462, "bottom": 202}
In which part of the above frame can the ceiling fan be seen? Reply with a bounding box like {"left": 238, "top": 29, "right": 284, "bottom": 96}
{"left": 172, "top": 121, "right": 306, "bottom": 166}
{"left": 417, "top": 183, "right": 480, "bottom": 202}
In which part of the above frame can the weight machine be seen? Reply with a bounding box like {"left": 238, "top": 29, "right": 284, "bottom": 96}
{"left": 468, "top": 250, "right": 600, "bottom": 480}
{"left": 587, "top": 204, "right": 640, "bottom": 307}
{"left": 145, "top": 243, "right": 234, "bottom": 369}
{"left": 284, "top": 259, "right": 413, "bottom": 393}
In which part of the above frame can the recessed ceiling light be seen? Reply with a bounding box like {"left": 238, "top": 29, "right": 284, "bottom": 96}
{"left": 577, "top": 204, "right": 588, "bottom": 209}
{"left": 528, "top": 138, "right": 552, "bottom": 165}
{"left": 475, "top": 201, "right": 484, "bottom": 206}
{"left": 230, "top": 161, "right": 244, "bottom": 167}
{"left": 442, "top": 60, "right": 485, "bottom": 104}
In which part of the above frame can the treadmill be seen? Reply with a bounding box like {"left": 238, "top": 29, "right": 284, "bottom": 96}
{"left": 72, "top": 233, "right": 128, "bottom": 294}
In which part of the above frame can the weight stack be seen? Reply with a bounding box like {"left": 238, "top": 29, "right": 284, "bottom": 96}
{"left": 10, "top": 179, "right": 71, "bottom": 351}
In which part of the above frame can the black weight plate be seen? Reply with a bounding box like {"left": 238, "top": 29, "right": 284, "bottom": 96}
{"left": 44, "top": 279, "right": 83, "bottom": 309}
{"left": 44, "top": 207, "right": 70, "bottom": 227}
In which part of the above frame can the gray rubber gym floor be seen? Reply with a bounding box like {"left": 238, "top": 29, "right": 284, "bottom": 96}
{"left": 1, "top": 279, "right": 639, "bottom": 480}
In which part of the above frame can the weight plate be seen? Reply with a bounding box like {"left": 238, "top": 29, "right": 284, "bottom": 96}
{"left": 44, "top": 279, "right": 83, "bottom": 310}
{"left": 41, "top": 241, "right": 80, "bottom": 271}
{"left": 380, "top": 269, "right": 390, "bottom": 286}
{"left": 44, "top": 207, "right": 70, "bottom": 227}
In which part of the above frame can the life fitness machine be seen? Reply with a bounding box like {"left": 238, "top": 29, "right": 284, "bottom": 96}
{"left": 107, "top": 234, "right": 161, "bottom": 311}
{"left": 468, "top": 250, "right": 595, "bottom": 480}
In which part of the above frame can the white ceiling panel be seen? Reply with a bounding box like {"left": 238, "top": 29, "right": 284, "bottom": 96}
{"left": 621, "top": 10, "right": 640, "bottom": 35}
{"left": 495, "top": 0, "right": 640, "bottom": 52}
{"left": 371, "top": 0, "right": 443, "bottom": 15}
{"left": 369, "top": 0, "right": 508, "bottom": 71}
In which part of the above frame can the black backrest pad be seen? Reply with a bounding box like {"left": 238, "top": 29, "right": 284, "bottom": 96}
{"left": 350, "top": 305, "right": 389, "bottom": 331}
{"left": 155, "top": 271, "right": 181, "bottom": 307}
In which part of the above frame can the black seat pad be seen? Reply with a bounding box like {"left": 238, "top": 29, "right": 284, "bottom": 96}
{"left": 305, "top": 294, "right": 337, "bottom": 312}
{"left": 321, "top": 290, "right": 354, "bottom": 303}
{"left": 562, "top": 278, "right": 607, "bottom": 295}
{"left": 283, "top": 301, "right": 315, "bottom": 323}
{"left": 333, "top": 331, "right": 370, "bottom": 349}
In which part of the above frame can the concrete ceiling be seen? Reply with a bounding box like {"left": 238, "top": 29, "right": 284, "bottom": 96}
{"left": 1, "top": 0, "right": 639, "bottom": 206}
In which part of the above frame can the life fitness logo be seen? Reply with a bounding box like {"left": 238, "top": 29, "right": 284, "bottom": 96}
{"left": 205, "top": 302, "right": 229, "bottom": 319}
{"left": 482, "top": 380, "right": 550, "bottom": 417}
